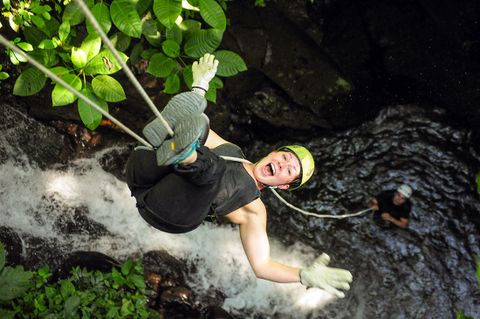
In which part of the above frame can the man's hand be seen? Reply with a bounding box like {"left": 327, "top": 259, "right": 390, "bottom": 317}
{"left": 381, "top": 212, "right": 392, "bottom": 221}
{"left": 192, "top": 53, "right": 219, "bottom": 95}
{"left": 300, "top": 253, "right": 353, "bottom": 298}
{"left": 369, "top": 198, "right": 379, "bottom": 211}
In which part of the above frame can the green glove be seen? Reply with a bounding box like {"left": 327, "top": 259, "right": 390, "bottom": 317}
{"left": 300, "top": 253, "right": 353, "bottom": 298}
{"left": 192, "top": 53, "right": 219, "bottom": 96}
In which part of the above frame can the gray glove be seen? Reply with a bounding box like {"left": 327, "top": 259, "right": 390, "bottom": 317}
{"left": 300, "top": 253, "right": 353, "bottom": 298}
{"left": 192, "top": 53, "right": 219, "bottom": 96}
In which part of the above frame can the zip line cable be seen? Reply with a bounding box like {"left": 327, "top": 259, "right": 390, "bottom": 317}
{"left": 0, "top": 11, "right": 371, "bottom": 220}
{"left": 74, "top": 0, "right": 174, "bottom": 138}
{"left": 0, "top": 34, "right": 153, "bottom": 149}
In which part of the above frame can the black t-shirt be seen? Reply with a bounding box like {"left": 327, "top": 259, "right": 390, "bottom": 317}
{"left": 375, "top": 190, "right": 411, "bottom": 220}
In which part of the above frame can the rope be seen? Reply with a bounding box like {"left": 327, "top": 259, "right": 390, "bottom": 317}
{"left": 74, "top": 0, "right": 174, "bottom": 137}
{"left": 220, "top": 156, "right": 373, "bottom": 219}
{"left": 0, "top": 34, "right": 153, "bottom": 149}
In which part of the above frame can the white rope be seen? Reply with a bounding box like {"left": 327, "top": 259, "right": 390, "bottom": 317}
{"left": 220, "top": 156, "right": 373, "bottom": 219}
{"left": 74, "top": 0, "right": 174, "bottom": 137}
{"left": 0, "top": 34, "right": 154, "bottom": 149}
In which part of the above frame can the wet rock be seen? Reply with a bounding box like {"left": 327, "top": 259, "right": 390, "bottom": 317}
{"left": 0, "top": 226, "right": 23, "bottom": 266}
{"left": 201, "top": 306, "right": 234, "bottom": 319}
{"left": 144, "top": 250, "right": 187, "bottom": 287}
{"left": 0, "top": 102, "right": 72, "bottom": 168}
{"left": 53, "top": 205, "right": 110, "bottom": 238}
{"left": 53, "top": 251, "right": 121, "bottom": 281}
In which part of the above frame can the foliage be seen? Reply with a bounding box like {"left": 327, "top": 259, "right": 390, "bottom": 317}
{"left": 0, "top": 65, "right": 10, "bottom": 85}
{"left": 455, "top": 257, "right": 479, "bottom": 319}
{"left": 476, "top": 173, "right": 480, "bottom": 194}
{"left": 0, "top": 242, "right": 153, "bottom": 319}
{"left": 1, "top": 0, "right": 247, "bottom": 130}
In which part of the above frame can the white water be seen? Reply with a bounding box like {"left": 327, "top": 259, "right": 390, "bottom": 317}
{"left": 0, "top": 146, "right": 340, "bottom": 317}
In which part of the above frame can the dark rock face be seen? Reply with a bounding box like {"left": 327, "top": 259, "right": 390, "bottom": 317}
{"left": 260, "top": 105, "right": 480, "bottom": 318}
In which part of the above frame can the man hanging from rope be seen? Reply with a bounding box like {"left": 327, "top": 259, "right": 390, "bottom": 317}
{"left": 126, "top": 54, "right": 352, "bottom": 298}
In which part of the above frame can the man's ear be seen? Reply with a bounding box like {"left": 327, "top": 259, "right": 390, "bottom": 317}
{"left": 278, "top": 184, "right": 290, "bottom": 190}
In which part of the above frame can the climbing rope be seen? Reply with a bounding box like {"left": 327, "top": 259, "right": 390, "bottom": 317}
{"left": 221, "top": 156, "right": 373, "bottom": 219}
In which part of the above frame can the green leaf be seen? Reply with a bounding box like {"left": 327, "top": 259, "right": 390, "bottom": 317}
{"left": 63, "top": 295, "right": 81, "bottom": 317}
{"left": 182, "top": 65, "right": 193, "bottom": 89}
{"left": 475, "top": 257, "right": 480, "bottom": 285}
{"left": 62, "top": 2, "right": 85, "bottom": 26}
{"left": 3, "top": 0, "right": 11, "bottom": 10}
{"left": 30, "top": 49, "right": 59, "bottom": 67}
{"left": 92, "top": 75, "right": 126, "bottom": 102}
{"left": 205, "top": 76, "right": 222, "bottom": 103}
{"left": 147, "top": 53, "right": 178, "bottom": 78}
{"left": 24, "top": 27, "right": 46, "bottom": 46}
{"left": 38, "top": 39, "right": 57, "bottom": 49}
{"left": 31, "top": 15, "right": 46, "bottom": 30}
{"left": 110, "top": 0, "right": 142, "bottom": 38}
{"left": 165, "top": 24, "right": 183, "bottom": 44}
{"left": 58, "top": 21, "right": 70, "bottom": 42}
{"left": 80, "top": 34, "right": 102, "bottom": 62}
{"left": 141, "top": 49, "right": 159, "bottom": 60}
{"left": 52, "top": 74, "right": 82, "bottom": 106}
{"left": 86, "top": 2, "right": 111, "bottom": 34}
{"left": 85, "top": 49, "right": 128, "bottom": 75}
{"left": 214, "top": 50, "right": 247, "bottom": 77}
{"left": 60, "top": 280, "right": 75, "bottom": 299}
{"left": 154, "top": 0, "right": 182, "bottom": 29}
{"left": 142, "top": 17, "right": 163, "bottom": 47}
{"left": 78, "top": 87, "right": 108, "bottom": 130}
{"left": 71, "top": 47, "right": 87, "bottom": 69}
{"left": 199, "top": 0, "right": 226, "bottom": 31}
{"left": 0, "top": 265, "right": 33, "bottom": 301}
{"left": 184, "top": 28, "right": 223, "bottom": 58}
{"left": 13, "top": 67, "right": 46, "bottom": 96}
{"left": 129, "top": 274, "right": 146, "bottom": 289}
{"left": 17, "top": 42, "right": 33, "bottom": 51}
{"left": 0, "top": 72, "right": 9, "bottom": 80}
{"left": 162, "top": 39, "right": 180, "bottom": 58}
{"left": 110, "top": 32, "right": 131, "bottom": 52}
{"left": 137, "top": 0, "right": 153, "bottom": 15}
{"left": 121, "top": 259, "right": 133, "bottom": 275}
{"left": 0, "top": 242, "right": 5, "bottom": 272}
{"left": 179, "top": 19, "right": 201, "bottom": 37}
{"left": 130, "top": 43, "right": 143, "bottom": 65}
{"left": 163, "top": 73, "right": 180, "bottom": 93}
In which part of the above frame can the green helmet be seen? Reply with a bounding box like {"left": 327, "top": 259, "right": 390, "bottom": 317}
{"left": 278, "top": 145, "right": 315, "bottom": 190}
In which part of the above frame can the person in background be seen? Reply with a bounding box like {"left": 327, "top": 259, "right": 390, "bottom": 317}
{"left": 369, "top": 184, "right": 413, "bottom": 229}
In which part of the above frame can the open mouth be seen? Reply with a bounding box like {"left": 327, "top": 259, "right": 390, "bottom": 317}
{"left": 265, "top": 163, "right": 276, "bottom": 176}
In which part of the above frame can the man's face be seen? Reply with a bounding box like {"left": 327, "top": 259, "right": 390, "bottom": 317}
{"left": 253, "top": 151, "right": 301, "bottom": 189}
{"left": 393, "top": 191, "right": 407, "bottom": 205}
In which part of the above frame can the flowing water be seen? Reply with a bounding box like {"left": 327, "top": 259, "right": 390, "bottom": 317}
{"left": 1, "top": 102, "right": 479, "bottom": 318}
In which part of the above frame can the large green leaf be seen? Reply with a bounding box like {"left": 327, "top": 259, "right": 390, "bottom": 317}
{"left": 147, "top": 53, "right": 178, "bottom": 78}
{"left": 30, "top": 49, "right": 59, "bottom": 67}
{"left": 184, "top": 28, "right": 223, "bottom": 58}
{"left": 165, "top": 23, "right": 182, "bottom": 44}
{"left": 86, "top": 2, "right": 111, "bottom": 34}
{"left": 0, "top": 266, "right": 33, "bottom": 301}
{"left": 136, "top": 0, "right": 153, "bottom": 15}
{"left": 92, "top": 75, "right": 126, "bottom": 102}
{"left": 58, "top": 20, "right": 70, "bottom": 42}
{"left": 49, "top": 66, "right": 70, "bottom": 77}
{"left": 214, "top": 50, "right": 247, "bottom": 77}
{"left": 85, "top": 49, "right": 128, "bottom": 75}
{"left": 163, "top": 73, "right": 180, "bottom": 93}
{"left": 78, "top": 87, "right": 108, "bottom": 130}
{"left": 63, "top": 1, "right": 86, "bottom": 26}
{"left": 71, "top": 47, "right": 87, "bottom": 69}
{"left": 153, "top": 0, "right": 182, "bottom": 29}
{"left": 52, "top": 74, "right": 82, "bottom": 106}
{"left": 142, "top": 17, "right": 163, "bottom": 47}
{"left": 24, "top": 27, "right": 46, "bottom": 46}
{"left": 179, "top": 19, "right": 201, "bottom": 38}
{"left": 13, "top": 67, "right": 46, "bottom": 96}
{"left": 199, "top": 0, "right": 226, "bottom": 31}
{"left": 110, "top": 0, "right": 142, "bottom": 38}
{"left": 110, "top": 32, "right": 131, "bottom": 52}
{"left": 162, "top": 39, "right": 180, "bottom": 58}
{"left": 182, "top": 65, "right": 193, "bottom": 89}
{"left": 80, "top": 34, "right": 102, "bottom": 62}
{"left": 205, "top": 76, "right": 222, "bottom": 103}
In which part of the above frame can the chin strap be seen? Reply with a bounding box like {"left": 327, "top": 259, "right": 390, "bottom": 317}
{"left": 219, "top": 156, "right": 373, "bottom": 219}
